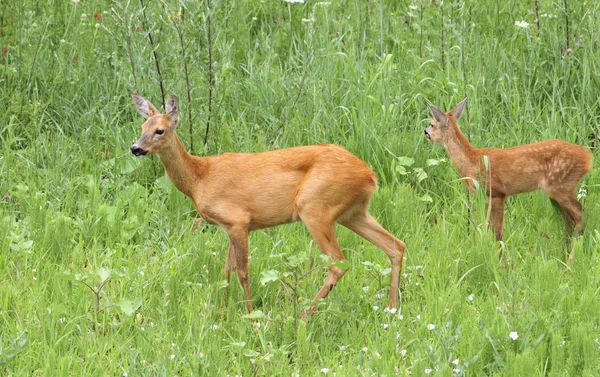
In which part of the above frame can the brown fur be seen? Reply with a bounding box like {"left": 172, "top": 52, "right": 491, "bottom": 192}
{"left": 130, "top": 93, "right": 406, "bottom": 313}
{"left": 425, "top": 98, "right": 593, "bottom": 263}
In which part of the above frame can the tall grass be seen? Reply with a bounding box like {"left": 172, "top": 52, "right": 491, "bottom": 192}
{"left": 1, "top": 0, "right": 599, "bottom": 375}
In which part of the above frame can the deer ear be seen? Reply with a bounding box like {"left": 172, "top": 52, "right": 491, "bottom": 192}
{"left": 131, "top": 92, "right": 159, "bottom": 119}
{"left": 427, "top": 101, "right": 448, "bottom": 124}
{"left": 165, "top": 95, "right": 179, "bottom": 124}
{"left": 450, "top": 97, "right": 467, "bottom": 120}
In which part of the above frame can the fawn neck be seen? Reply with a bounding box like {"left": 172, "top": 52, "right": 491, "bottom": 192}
{"left": 157, "top": 133, "right": 204, "bottom": 198}
{"left": 442, "top": 124, "right": 480, "bottom": 178}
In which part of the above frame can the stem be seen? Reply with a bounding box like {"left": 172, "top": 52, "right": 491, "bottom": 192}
{"left": 534, "top": 0, "right": 540, "bottom": 32}
{"left": 419, "top": 1, "right": 423, "bottom": 59}
{"left": 139, "top": 0, "right": 166, "bottom": 109}
{"left": 204, "top": 0, "right": 214, "bottom": 146}
{"left": 175, "top": 7, "right": 194, "bottom": 153}
{"left": 563, "top": 0, "right": 570, "bottom": 48}
{"left": 440, "top": 0, "right": 445, "bottom": 72}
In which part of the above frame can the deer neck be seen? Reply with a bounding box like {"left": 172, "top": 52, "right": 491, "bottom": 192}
{"left": 157, "top": 133, "right": 204, "bottom": 198}
{"left": 442, "top": 126, "right": 479, "bottom": 179}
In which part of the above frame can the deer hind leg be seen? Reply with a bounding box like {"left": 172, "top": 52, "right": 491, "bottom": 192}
{"left": 225, "top": 225, "right": 253, "bottom": 312}
{"left": 340, "top": 213, "right": 405, "bottom": 310}
{"left": 224, "top": 242, "right": 236, "bottom": 284}
{"left": 300, "top": 215, "right": 348, "bottom": 315}
{"left": 547, "top": 189, "right": 582, "bottom": 264}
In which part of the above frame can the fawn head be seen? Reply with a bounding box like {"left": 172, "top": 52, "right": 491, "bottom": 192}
{"left": 130, "top": 92, "right": 179, "bottom": 157}
{"left": 425, "top": 97, "right": 467, "bottom": 144}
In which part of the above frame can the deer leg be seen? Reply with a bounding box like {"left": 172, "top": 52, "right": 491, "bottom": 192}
{"left": 224, "top": 242, "right": 236, "bottom": 284}
{"left": 341, "top": 213, "right": 405, "bottom": 310}
{"left": 226, "top": 225, "right": 253, "bottom": 312}
{"left": 549, "top": 193, "right": 582, "bottom": 264}
{"left": 301, "top": 217, "right": 347, "bottom": 315}
{"left": 489, "top": 195, "right": 506, "bottom": 259}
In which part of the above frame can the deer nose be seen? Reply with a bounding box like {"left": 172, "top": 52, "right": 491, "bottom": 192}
{"left": 130, "top": 145, "right": 147, "bottom": 156}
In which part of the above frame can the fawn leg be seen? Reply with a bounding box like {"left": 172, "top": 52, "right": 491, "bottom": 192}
{"left": 226, "top": 225, "right": 253, "bottom": 312}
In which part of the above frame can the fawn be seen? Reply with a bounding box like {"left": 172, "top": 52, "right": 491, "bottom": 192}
{"left": 129, "top": 92, "right": 405, "bottom": 314}
{"left": 425, "top": 98, "right": 592, "bottom": 262}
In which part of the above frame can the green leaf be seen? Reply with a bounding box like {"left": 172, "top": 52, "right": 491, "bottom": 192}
{"left": 396, "top": 156, "right": 414, "bottom": 167}
{"left": 242, "top": 349, "right": 260, "bottom": 358}
{"left": 395, "top": 165, "right": 408, "bottom": 175}
{"left": 242, "top": 310, "right": 265, "bottom": 320}
{"left": 414, "top": 168, "right": 428, "bottom": 182}
{"left": 97, "top": 268, "right": 111, "bottom": 282}
{"left": 260, "top": 269, "right": 281, "bottom": 285}
{"left": 117, "top": 297, "right": 143, "bottom": 316}
{"left": 418, "top": 194, "right": 433, "bottom": 202}
{"left": 230, "top": 341, "right": 246, "bottom": 348}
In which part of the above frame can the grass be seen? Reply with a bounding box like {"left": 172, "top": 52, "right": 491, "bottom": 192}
{"left": 1, "top": 0, "right": 599, "bottom": 375}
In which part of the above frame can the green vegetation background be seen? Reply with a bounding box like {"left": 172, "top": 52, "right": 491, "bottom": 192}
{"left": 1, "top": 0, "right": 599, "bottom": 375}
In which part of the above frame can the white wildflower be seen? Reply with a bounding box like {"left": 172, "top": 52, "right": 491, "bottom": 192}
{"left": 427, "top": 324, "right": 436, "bottom": 330}
{"left": 372, "top": 305, "right": 379, "bottom": 311}
{"left": 321, "top": 368, "right": 330, "bottom": 373}
{"left": 399, "top": 349, "right": 407, "bottom": 357}
{"left": 362, "top": 347, "right": 368, "bottom": 352}
{"left": 515, "top": 21, "right": 530, "bottom": 29}
{"left": 425, "top": 368, "right": 432, "bottom": 374}
{"left": 382, "top": 324, "right": 389, "bottom": 329}
{"left": 452, "top": 359, "right": 459, "bottom": 365}
{"left": 509, "top": 331, "right": 519, "bottom": 340}
{"left": 467, "top": 294, "right": 474, "bottom": 301}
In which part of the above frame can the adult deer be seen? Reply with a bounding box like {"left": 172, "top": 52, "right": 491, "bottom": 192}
{"left": 130, "top": 92, "right": 405, "bottom": 314}
{"left": 425, "top": 98, "right": 592, "bottom": 263}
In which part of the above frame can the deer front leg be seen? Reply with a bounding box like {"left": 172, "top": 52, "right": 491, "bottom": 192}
{"left": 226, "top": 225, "right": 253, "bottom": 313}
{"left": 489, "top": 195, "right": 506, "bottom": 258}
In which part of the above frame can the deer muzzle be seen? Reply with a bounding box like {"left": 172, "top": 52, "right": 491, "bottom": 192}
{"left": 130, "top": 144, "right": 148, "bottom": 157}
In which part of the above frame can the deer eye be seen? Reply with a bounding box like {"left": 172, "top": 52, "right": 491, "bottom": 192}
{"left": 155, "top": 129, "right": 164, "bottom": 135}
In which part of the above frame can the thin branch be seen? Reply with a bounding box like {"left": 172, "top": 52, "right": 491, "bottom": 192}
{"left": 563, "top": 0, "right": 570, "bottom": 48}
{"left": 139, "top": 0, "right": 166, "bottom": 109}
{"left": 534, "top": 0, "right": 540, "bottom": 32}
{"left": 204, "top": 0, "right": 214, "bottom": 146}
{"left": 175, "top": 6, "right": 194, "bottom": 153}
{"left": 440, "top": 0, "right": 445, "bottom": 72}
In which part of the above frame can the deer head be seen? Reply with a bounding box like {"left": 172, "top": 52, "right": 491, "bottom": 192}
{"left": 130, "top": 92, "right": 180, "bottom": 157}
{"left": 424, "top": 97, "right": 467, "bottom": 145}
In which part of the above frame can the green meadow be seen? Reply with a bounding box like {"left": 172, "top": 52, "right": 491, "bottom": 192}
{"left": 1, "top": 0, "right": 599, "bottom": 375}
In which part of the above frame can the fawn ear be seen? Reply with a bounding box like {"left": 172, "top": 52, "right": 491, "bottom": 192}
{"left": 131, "top": 92, "right": 159, "bottom": 119}
{"left": 165, "top": 95, "right": 179, "bottom": 125}
{"left": 427, "top": 101, "right": 448, "bottom": 124}
{"left": 450, "top": 97, "right": 467, "bottom": 120}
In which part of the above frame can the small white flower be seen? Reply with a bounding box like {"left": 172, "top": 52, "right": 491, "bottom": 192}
{"left": 362, "top": 286, "right": 370, "bottom": 292}
{"left": 59, "top": 317, "right": 65, "bottom": 323}
{"left": 375, "top": 293, "right": 384, "bottom": 299}
{"left": 301, "top": 18, "right": 313, "bottom": 23}
{"left": 382, "top": 324, "right": 389, "bottom": 329}
{"left": 577, "top": 188, "right": 587, "bottom": 200}
{"left": 362, "top": 347, "right": 368, "bottom": 352}
{"left": 515, "top": 20, "right": 530, "bottom": 29}
{"left": 212, "top": 252, "right": 217, "bottom": 257}
{"left": 416, "top": 315, "right": 421, "bottom": 320}
{"left": 398, "top": 314, "right": 404, "bottom": 320}
{"left": 453, "top": 368, "right": 460, "bottom": 373}
{"left": 321, "top": 368, "right": 330, "bottom": 373}
{"left": 467, "top": 294, "right": 474, "bottom": 301}
{"left": 399, "top": 349, "right": 407, "bottom": 357}
{"left": 396, "top": 331, "right": 401, "bottom": 339}
{"left": 123, "top": 373, "right": 128, "bottom": 377}
{"left": 212, "top": 324, "right": 219, "bottom": 330}
{"left": 427, "top": 324, "right": 436, "bottom": 330}
{"left": 284, "top": 0, "right": 304, "bottom": 3}
{"left": 169, "top": 354, "right": 175, "bottom": 360}
{"left": 509, "top": 331, "right": 519, "bottom": 340}
{"left": 389, "top": 308, "right": 398, "bottom": 314}
{"left": 425, "top": 368, "right": 432, "bottom": 374}
{"left": 339, "top": 345, "right": 346, "bottom": 351}
{"left": 372, "top": 305, "right": 379, "bottom": 311}
{"left": 452, "top": 359, "right": 459, "bottom": 365}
